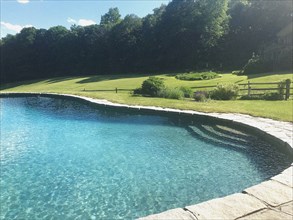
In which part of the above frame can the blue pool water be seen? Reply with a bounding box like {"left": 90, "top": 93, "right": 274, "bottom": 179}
{"left": 0, "top": 96, "right": 292, "bottom": 219}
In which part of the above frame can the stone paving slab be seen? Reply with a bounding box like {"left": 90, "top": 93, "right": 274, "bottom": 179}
{"left": 237, "top": 209, "right": 292, "bottom": 220}
{"left": 185, "top": 193, "right": 266, "bottom": 220}
{"left": 278, "top": 201, "right": 293, "bottom": 216}
{"left": 282, "top": 166, "right": 293, "bottom": 176}
{"left": 272, "top": 172, "right": 293, "bottom": 187}
{"left": 244, "top": 180, "right": 293, "bottom": 207}
{"left": 138, "top": 208, "right": 196, "bottom": 220}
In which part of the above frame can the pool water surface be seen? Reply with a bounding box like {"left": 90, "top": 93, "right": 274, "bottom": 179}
{"left": 0, "top": 96, "right": 291, "bottom": 219}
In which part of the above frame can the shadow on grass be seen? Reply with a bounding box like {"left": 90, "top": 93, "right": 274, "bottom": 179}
{"left": 45, "top": 76, "right": 80, "bottom": 84}
{"left": 246, "top": 71, "right": 292, "bottom": 79}
{"left": 0, "top": 79, "right": 43, "bottom": 90}
{"left": 1, "top": 76, "right": 79, "bottom": 90}
{"left": 75, "top": 74, "right": 151, "bottom": 84}
{"left": 0, "top": 74, "right": 150, "bottom": 90}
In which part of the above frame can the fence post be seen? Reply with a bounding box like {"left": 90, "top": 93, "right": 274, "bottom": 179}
{"left": 248, "top": 81, "right": 251, "bottom": 97}
{"left": 285, "top": 79, "right": 291, "bottom": 100}
{"left": 115, "top": 88, "right": 118, "bottom": 93}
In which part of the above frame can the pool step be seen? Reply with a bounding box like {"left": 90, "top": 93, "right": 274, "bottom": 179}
{"left": 214, "top": 125, "right": 250, "bottom": 139}
{"left": 187, "top": 125, "right": 249, "bottom": 152}
{"left": 200, "top": 125, "right": 250, "bottom": 145}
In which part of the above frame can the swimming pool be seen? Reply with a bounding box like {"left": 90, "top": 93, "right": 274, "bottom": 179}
{"left": 1, "top": 96, "right": 292, "bottom": 219}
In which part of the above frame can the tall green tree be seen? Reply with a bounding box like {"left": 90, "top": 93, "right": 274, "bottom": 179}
{"left": 156, "top": 0, "right": 229, "bottom": 70}
{"left": 140, "top": 5, "right": 166, "bottom": 71}
{"left": 1, "top": 27, "right": 38, "bottom": 81}
{"left": 1, "top": 0, "right": 291, "bottom": 83}
{"left": 216, "top": 0, "right": 293, "bottom": 69}
{"left": 100, "top": 7, "right": 122, "bottom": 27}
{"left": 108, "top": 14, "right": 143, "bottom": 72}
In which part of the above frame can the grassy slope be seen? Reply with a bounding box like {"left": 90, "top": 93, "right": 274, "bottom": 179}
{"left": 1, "top": 72, "right": 293, "bottom": 121}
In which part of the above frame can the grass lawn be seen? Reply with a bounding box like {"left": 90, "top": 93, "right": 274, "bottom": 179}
{"left": 1, "top": 72, "right": 292, "bottom": 122}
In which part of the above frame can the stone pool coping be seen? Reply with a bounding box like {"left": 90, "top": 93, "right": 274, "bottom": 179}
{"left": 1, "top": 92, "right": 292, "bottom": 219}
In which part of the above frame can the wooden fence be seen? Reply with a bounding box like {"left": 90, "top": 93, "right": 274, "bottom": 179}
{"left": 82, "top": 88, "right": 133, "bottom": 93}
{"left": 192, "top": 79, "right": 292, "bottom": 100}
{"left": 82, "top": 79, "right": 292, "bottom": 100}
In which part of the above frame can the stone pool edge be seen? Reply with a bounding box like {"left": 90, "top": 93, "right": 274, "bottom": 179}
{"left": 1, "top": 92, "right": 292, "bottom": 220}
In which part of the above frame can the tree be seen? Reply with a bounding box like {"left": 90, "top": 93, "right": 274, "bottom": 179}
{"left": 1, "top": 27, "right": 38, "bottom": 82}
{"left": 140, "top": 4, "right": 166, "bottom": 71}
{"left": 1, "top": 1, "right": 290, "bottom": 83}
{"left": 108, "top": 14, "right": 142, "bottom": 72}
{"left": 215, "top": 0, "right": 293, "bottom": 69}
{"left": 100, "top": 7, "right": 121, "bottom": 27}
{"left": 155, "top": 0, "right": 229, "bottom": 70}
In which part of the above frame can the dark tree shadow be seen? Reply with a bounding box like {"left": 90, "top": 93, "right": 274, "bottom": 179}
{"left": 75, "top": 74, "right": 151, "bottom": 84}
{"left": 246, "top": 71, "right": 292, "bottom": 79}
{"left": 45, "top": 77, "right": 80, "bottom": 84}
{"left": 0, "top": 74, "right": 151, "bottom": 90}
{"left": 0, "top": 79, "right": 43, "bottom": 90}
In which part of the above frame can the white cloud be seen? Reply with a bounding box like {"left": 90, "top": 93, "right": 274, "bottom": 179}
{"left": 67, "top": 17, "right": 76, "bottom": 24}
{"left": 1, "top": 21, "right": 33, "bottom": 33}
{"left": 67, "top": 17, "right": 96, "bottom": 26}
{"left": 78, "top": 19, "right": 96, "bottom": 26}
{"left": 17, "top": 0, "right": 30, "bottom": 4}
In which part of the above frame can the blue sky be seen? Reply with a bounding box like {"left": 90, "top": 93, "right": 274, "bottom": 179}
{"left": 1, "top": 0, "right": 169, "bottom": 38}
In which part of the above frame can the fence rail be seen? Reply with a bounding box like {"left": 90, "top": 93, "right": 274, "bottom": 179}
{"left": 82, "top": 88, "right": 133, "bottom": 93}
{"left": 81, "top": 79, "right": 292, "bottom": 100}
{"left": 192, "top": 81, "right": 293, "bottom": 89}
{"left": 238, "top": 82, "right": 281, "bottom": 85}
{"left": 191, "top": 79, "right": 292, "bottom": 100}
{"left": 239, "top": 88, "right": 280, "bottom": 91}
{"left": 190, "top": 85, "right": 217, "bottom": 89}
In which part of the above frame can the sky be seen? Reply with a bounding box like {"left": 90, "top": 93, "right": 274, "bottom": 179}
{"left": 0, "top": 0, "right": 169, "bottom": 38}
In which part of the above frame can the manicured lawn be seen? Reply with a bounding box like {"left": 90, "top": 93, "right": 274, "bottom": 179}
{"left": 1, "top": 72, "right": 292, "bottom": 121}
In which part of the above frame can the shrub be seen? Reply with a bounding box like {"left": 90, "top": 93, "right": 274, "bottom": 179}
{"left": 141, "top": 77, "right": 165, "bottom": 96}
{"left": 240, "top": 92, "right": 284, "bottom": 101}
{"left": 179, "top": 86, "right": 193, "bottom": 98}
{"left": 194, "top": 91, "right": 209, "bottom": 102}
{"left": 232, "top": 70, "right": 243, "bottom": 75}
{"left": 239, "top": 95, "right": 263, "bottom": 100}
{"left": 278, "top": 80, "right": 286, "bottom": 98}
{"left": 240, "top": 80, "right": 288, "bottom": 100}
{"left": 242, "top": 54, "right": 267, "bottom": 74}
{"left": 133, "top": 87, "right": 142, "bottom": 95}
{"left": 158, "top": 87, "right": 184, "bottom": 100}
{"left": 175, "top": 72, "right": 220, "bottom": 81}
{"left": 262, "top": 92, "right": 283, "bottom": 100}
{"left": 210, "top": 84, "right": 239, "bottom": 100}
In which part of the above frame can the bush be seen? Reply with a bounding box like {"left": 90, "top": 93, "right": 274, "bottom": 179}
{"left": 242, "top": 54, "right": 267, "bottom": 74}
{"left": 232, "top": 70, "right": 243, "bottom": 75}
{"left": 158, "top": 87, "right": 184, "bottom": 100}
{"left": 239, "top": 95, "right": 263, "bottom": 100}
{"left": 262, "top": 92, "right": 284, "bottom": 100}
{"left": 210, "top": 84, "right": 239, "bottom": 100}
{"left": 240, "top": 80, "right": 289, "bottom": 100}
{"left": 240, "top": 93, "right": 283, "bottom": 101}
{"left": 141, "top": 77, "right": 165, "bottom": 96}
{"left": 133, "top": 87, "right": 142, "bottom": 95}
{"left": 179, "top": 86, "right": 193, "bottom": 98}
{"left": 175, "top": 72, "right": 220, "bottom": 81}
{"left": 194, "top": 91, "right": 209, "bottom": 102}
{"left": 277, "top": 80, "right": 286, "bottom": 98}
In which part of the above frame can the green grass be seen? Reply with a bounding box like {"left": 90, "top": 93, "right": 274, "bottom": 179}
{"left": 1, "top": 72, "right": 292, "bottom": 121}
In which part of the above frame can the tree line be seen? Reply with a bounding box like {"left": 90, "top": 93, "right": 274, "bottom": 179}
{"left": 0, "top": 0, "right": 292, "bottom": 83}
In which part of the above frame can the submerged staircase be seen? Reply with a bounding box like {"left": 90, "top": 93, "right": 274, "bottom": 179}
{"left": 186, "top": 124, "right": 260, "bottom": 153}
